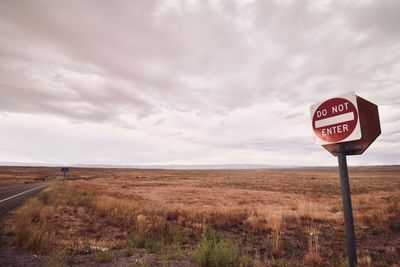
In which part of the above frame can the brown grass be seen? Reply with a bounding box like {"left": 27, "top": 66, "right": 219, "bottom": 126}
{"left": 5, "top": 197, "right": 55, "bottom": 253}
{"left": 0, "top": 166, "right": 60, "bottom": 186}
{"left": 303, "top": 223, "right": 322, "bottom": 266}
{"left": 1, "top": 166, "right": 400, "bottom": 266}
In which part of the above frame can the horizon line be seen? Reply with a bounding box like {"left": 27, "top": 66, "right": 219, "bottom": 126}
{"left": 0, "top": 161, "right": 398, "bottom": 170}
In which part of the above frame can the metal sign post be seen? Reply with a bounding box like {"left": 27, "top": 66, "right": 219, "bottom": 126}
{"left": 61, "top": 167, "right": 70, "bottom": 183}
{"left": 311, "top": 92, "right": 381, "bottom": 267}
{"left": 337, "top": 144, "right": 357, "bottom": 267}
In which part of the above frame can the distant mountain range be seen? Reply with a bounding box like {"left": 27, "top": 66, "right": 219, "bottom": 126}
{"left": 0, "top": 161, "right": 301, "bottom": 169}
{"left": 1, "top": 161, "right": 397, "bottom": 169}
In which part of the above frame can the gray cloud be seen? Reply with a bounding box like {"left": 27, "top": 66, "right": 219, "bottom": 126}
{"left": 0, "top": 0, "right": 399, "bottom": 165}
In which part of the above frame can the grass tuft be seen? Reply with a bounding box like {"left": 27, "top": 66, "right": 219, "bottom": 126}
{"left": 194, "top": 229, "right": 243, "bottom": 267}
{"left": 303, "top": 223, "right": 322, "bottom": 266}
{"left": 10, "top": 197, "right": 54, "bottom": 253}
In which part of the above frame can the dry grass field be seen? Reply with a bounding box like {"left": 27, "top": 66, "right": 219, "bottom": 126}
{"left": 0, "top": 166, "right": 60, "bottom": 186}
{"left": 1, "top": 166, "right": 400, "bottom": 266}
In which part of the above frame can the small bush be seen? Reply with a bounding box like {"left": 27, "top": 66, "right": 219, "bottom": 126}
{"left": 92, "top": 196, "right": 137, "bottom": 227}
{"left": 145, "top": 238, "right": 165, "bottom": 253}
{"left": 128, "top": 234, "right": 165, "bottom": 253}
{"left": 11, "top": 197, "right": 54, "bottom": 253}
{"left": 164, "top": 223, "right": 189, "bottom": 245}
{"left": 15, "top": 225, "right": 52, "bottom": 253}
{"left": 194, "top": 229, "right": 243, "bottom": 267}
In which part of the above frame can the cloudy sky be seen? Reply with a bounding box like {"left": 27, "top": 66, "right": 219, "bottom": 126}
{"left": 0, "top": 0, "right": 399, "bottom": 166}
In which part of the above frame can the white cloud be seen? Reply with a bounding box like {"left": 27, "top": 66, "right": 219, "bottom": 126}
{"left": 0, "top": 0, "right": 399, "bottom": 166}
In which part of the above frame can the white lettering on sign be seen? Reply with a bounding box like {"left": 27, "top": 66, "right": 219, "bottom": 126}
{"left": 332, "top": 102, "right": 350, "bottom": 114}
{"left": 322, "top": 124, "right": 349, "bottom": 136}
{"left": 316, "top": 109, "right": 327, "bottom": 118}
{"left": 314, "top": 112, "right": 354, "bottom": 128}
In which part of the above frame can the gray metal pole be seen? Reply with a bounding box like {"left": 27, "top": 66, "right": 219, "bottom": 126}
{"left": 337, "top": 144, "right": 357, "bottom": 266}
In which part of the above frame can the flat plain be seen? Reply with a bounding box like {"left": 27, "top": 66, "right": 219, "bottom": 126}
{"left": 0, "top": 166, "right": 399, "bottom": 266}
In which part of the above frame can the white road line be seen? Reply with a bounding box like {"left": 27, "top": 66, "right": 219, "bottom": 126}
{"left": 0, "top": 184, "right": 50, "bottom": 203}
{"left": 315, "top": 112, "right": 354, "bottom": 128}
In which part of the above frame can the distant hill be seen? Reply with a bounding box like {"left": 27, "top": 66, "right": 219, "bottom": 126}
{"left": 0, "top": 161, "right": 299, "bottom": 169}
{"left": 1, "top": 161, "right": 398, "bottom": 170}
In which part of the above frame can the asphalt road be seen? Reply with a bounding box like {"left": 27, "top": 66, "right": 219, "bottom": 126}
{"left": 0, "top": 179, "right": 60, "bottom": 219}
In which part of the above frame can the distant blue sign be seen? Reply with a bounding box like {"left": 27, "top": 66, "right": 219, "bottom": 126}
{"left": 61, "top": 167, "right": 70, "bottom": 173}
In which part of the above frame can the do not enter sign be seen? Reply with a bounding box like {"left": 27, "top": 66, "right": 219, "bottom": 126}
{"left": 310, "top": 92, "right": 381, "bottom": 156}
{"left": 311, "top": 93, "right": 361, "bottom": 145}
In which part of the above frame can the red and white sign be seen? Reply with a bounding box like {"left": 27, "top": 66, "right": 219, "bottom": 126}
{"left": 311, "top": 92, "right": 361, "bottom": 145}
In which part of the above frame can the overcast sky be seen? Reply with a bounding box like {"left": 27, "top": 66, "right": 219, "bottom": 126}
{"left": 0, "top": 0, "right": 399, "bottom": 166}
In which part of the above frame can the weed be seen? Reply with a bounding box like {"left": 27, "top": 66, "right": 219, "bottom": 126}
{"left": 145, "top": 238, "right": 165, "bottom": 253}
{"left": 271, "top": 229, "right": 283, "bottom": 257}
{"left": 15, "top": 225, "right": 52, "bottom": 253}
{"left": 194, "top": 229, "right": 243, "bottom": 267}
{"left": 30, "top": 228, "right": 49, "bottom": 252}
{"left": 297, "top": 201, "right": 327, "bottom": 220}
{"left": 164, "top": 223, "right": 189, "bottom": 245}
{"left": 128, "top": 234, "right": 165, "bottom": 253}
{"left": 11, "top": 197, "right": 54, "bottom": 253}
{"left": 267, "top": 212, "right": 285, "bottom": 257}
{"left": 92, "top": 196, "right": 137, "bottom": 227}
{"left": 304, "top": 223, "right": 322, "bottom": 266}
{"left": 128, "top": 234, "right": 145, "bottom": 248}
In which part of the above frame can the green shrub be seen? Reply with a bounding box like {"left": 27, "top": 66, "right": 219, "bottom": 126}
{"left": 128, "top": 234, "right": 165, "bottom": 253}
{"left": 145, "top": 238, "right": 165, "bottom": 253}
{"left": 194, "top": 229, "right": 243, "bottom": 267}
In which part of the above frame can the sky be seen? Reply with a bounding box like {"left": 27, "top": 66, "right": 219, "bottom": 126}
{"left": 0, "top": 0, "right": 399, "bottom": 167}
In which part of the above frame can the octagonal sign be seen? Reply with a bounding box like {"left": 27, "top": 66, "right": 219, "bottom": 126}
{"left": 311, "top": 92, "right": 361, "bottom": 145}
{"left": 310, "top": 92, "right": 381, "bottom": 156}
